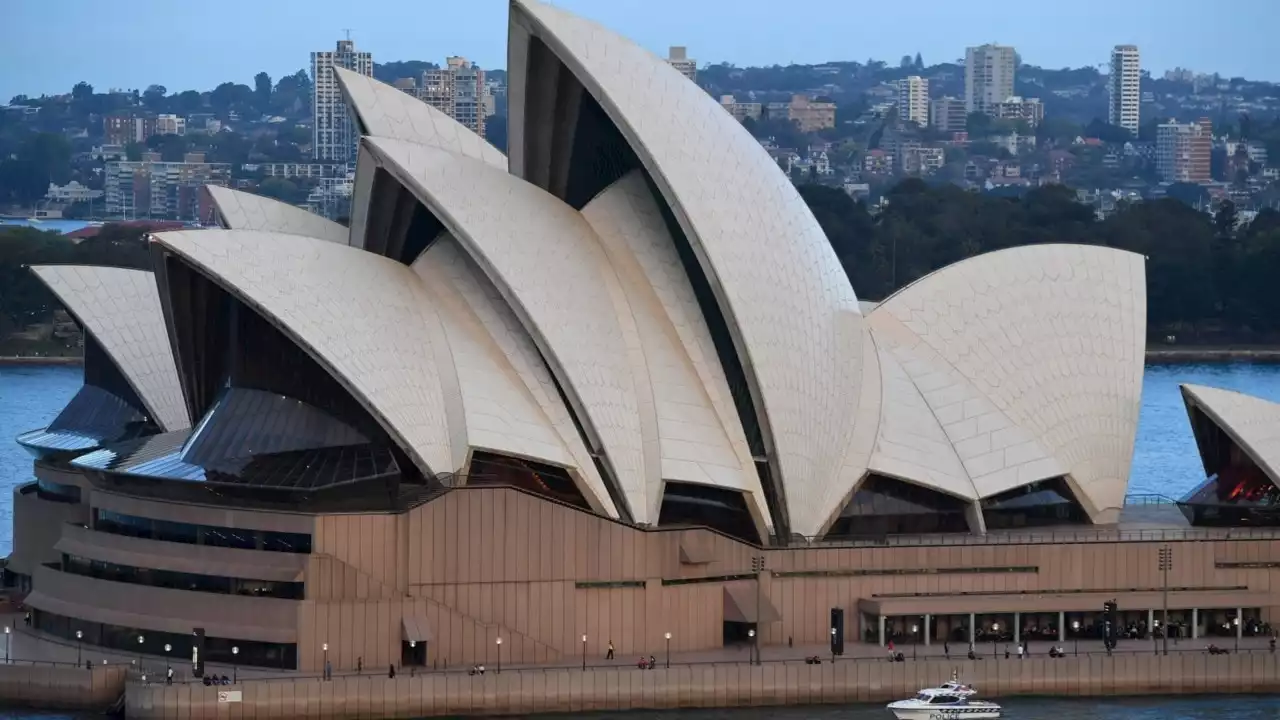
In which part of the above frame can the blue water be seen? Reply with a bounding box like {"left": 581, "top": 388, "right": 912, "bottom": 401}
{"left": 4, "top": 362, "right": 1280, "bottom": 556}
{"left": 0, "top": 219, "right": 93, "bottom": 234}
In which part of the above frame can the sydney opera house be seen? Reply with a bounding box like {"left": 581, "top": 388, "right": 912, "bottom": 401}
{"left": 6, "top": 0, "right": 1280, "bottom": 674}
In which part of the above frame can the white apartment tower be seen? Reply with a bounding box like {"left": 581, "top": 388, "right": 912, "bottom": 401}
{"left": 1109, "top": 45, "right": 1141, "bottom": 136}
{"left": 897, "top": 76, "right": 929, "bottom": 126}
{"left": 666, "top": 46, "right": 697, "bottom": 84}
{"left": 421, "top": 56, "right": 488, "bottom": 138}
{"left": 965, "top": 43, "right": 1016, "bottom": 115}
{"left": 311, "top": 39, "right": 373, "bottom": 162}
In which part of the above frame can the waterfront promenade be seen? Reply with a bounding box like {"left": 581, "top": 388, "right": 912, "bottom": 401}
{"left": 123, "top": 652, "right": 1280, "bottom": 719}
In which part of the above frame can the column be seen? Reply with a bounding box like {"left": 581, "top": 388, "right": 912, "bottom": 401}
{"left": 1058, "top": 612, "right": 1066, "bottom": 643}
{"left": 878, "top": 615, "right": 886, "bottom": 647}
{"left": 1192, "top": 608, "right": 1199, "bottom": 639}
{"left": 924, "top": 614, "right": 931, "bottom": 646}
{"left": 968, "top": 613, "right": 976, "bottom": 645}
{"left": 1237, "top": 608, "right": 1244, "bottom": 640}
{"left": 1014, "top": 613, "right": 1021, "bottom": 644}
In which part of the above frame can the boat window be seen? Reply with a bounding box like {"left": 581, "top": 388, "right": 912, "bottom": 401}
{"left": 931, "top": 695, "right": 960, "bottom": 704}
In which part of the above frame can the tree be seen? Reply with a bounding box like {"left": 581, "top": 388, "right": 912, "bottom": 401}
{"left": 899, "top": 55, "right": 914, "bottom": 69}
{"left": 1215, "top": 200, "right": 1239, "bottom": 238}
{"left": 914, "top": 52, "right": 924, "bottom": 70}
{"left": 142, "top": 84, "right": 167, "bottom": 110}
{"left": 209, "top": 82, "right": 253, "bottom": 113}
{"left": 254, "top": 72, "right": 273, "bottom": 111}
{"left": 256, "top": 178, "right": 303, "bottom": 204}
{"left": 1082, "top": 119, "right": 1131, "bottom": 143}
{"left": 71, "top": 82, "right": 94, "bottom": 101}
{"left": 124, "top": 142, "right": 143, "bottom": 162}
{"left": 174, "top": 90, "right": 203, "bottom": 115}
{"left": 966, "top": 112, "right": 993, "bottom": 137}
{"left": 146, "top": 133, "right": 188, "bottom": 162}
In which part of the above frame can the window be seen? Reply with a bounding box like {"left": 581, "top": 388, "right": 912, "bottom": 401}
{"left": 93, "top": 509, "right": 312, "bottom": 554}
{"left": 59, "top": 554, "right": 303, "bottom": 600}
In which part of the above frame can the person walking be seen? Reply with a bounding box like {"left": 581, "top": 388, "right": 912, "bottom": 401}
{"left": 1017, "top": 643, "right": 1024, "bottom": 660}
{"left": 324, "top": 659, "right": 332, "bottom": 681}
{"left": 944, "top": 640, "right": 950, "bottom": 658}
{"left": 606, "top": 641, "right": 614, "bottom": 660}
{"left": 166, "top": 666, "right": 173, "bottom": 685}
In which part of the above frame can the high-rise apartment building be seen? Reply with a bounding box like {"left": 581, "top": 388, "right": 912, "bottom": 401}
{"left": 666, "top": 46, "right": 697, "bottom": 83}
{"left": 1108, "top": 45, "right": 1141, "bottom": 136}
{"left": 896, "top": 76, "right": 929, "bottom": 126}
{"left": 965, "top": 44, "right": 1016, "bottom": 115}
{"left": 421, "top": 57, "right": 488, "bottom": 138}
{"left": 929, "top": 96, "right": 968, "bottom": 132}
{"left": 1156, "top": 118, "right": 1212, "bottom": 184}
{"left": 311, "top": 39, "right": 373, "bottom": 162}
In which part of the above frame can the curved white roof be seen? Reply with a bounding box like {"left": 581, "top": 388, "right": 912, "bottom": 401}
{"left": 583, "top": 171, "right": 770, "bottom": 530}
{"left": 151, "top": 229, "right": 454, "bottom": 479}
{"left": 413, "top": 235, "right": 618, "bottom": 516}
{"left": 362, "top": 136, "right": 653, "bottom": 522}
{"left": 1181, "top": 384, "right": 1280, "bottom": 487}
{"left": 510, "top": 0, "right": 868, "bottom": 538}
{"left": 30, "top": 265, "right": 189, "bottom": 432}
{"left": 332, "top": 67, "right": 507, "bottom": 170}
{"left": 205, "top": 186, "right": 349, "bottom": 244}
{"left": 863, "top": 244, "right": 1146, "bottom": 523}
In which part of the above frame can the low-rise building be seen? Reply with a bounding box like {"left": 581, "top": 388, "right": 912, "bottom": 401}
{"left": 155, "top": 114, "right": 186, "bottom": 136}
{"left": 863, "top": 149, "right": 894, "bottom": 175}
{"left": 901, "top": 146, "right": 945, "bottom": 176}
{"left": 767, "top": 94, "right": 837, "bottom": 132}
{"left": 104, "top": 152, "right": 231, "bottom": 221}
{"left": 103, "top": 114, "right": 157, "bottom": 145}
{"left": 45, "top": 181, "right": 103, "bottom": 204}
{"left": 719, "top": 95, "right": 762, "bottom": 122}
{"left": 995, "top": 96, "right": 1045, "bottom": 128}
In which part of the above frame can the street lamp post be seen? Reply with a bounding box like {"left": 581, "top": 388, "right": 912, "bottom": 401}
{"left": 322, "top": 643, "right": 329, "bottom": 679}
{"left": 991, "top": 623, "right": 1000, "bottom": 658}
{"left": 1152, "top": 619, "right": 1160, "bottom": 655}
{"left": 76, "top": 630, "right": 83, "bottom": 666}
{"left": 1159, "top": 546, "right": 1173, "bottom": 656}
{"left": 1233, "top": 617, "right": 1240, "bottom": 652}
{"left": 4, "top": 626, "right": 9, "bottom": 664}
{"left": 911, "top": 624, "right": 919, "bottom": 660}
{"left": 581, "top": 635, "right": 587, "bottom": 671}
{"left": 748, "top": 629, "right": 756, "bottom": 665}
{"left": 751, "top": 555, "right": 765, "bottom": 666}
{"left": 232, "top": 646, "right": 239, "bottom": 684}
{"left": 137, "top": 635, "right": 145, "bottom": 669}
{"left": 1071, "top": 621, "right": 1080, "bottom": 656}
{"left": 830, "top": 627, "right": 836, "bottom": 664}
{"left": 664, "top": 632, "right": 672, "bottom": 669}
{"left": 496, "top": 637, "right": 502, "bottom": 674}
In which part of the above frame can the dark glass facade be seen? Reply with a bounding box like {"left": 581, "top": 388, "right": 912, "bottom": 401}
{"left": 58, "top": 554, "right": 304, "bottom": 600}
{"left": 33, "top": 609, "right": 296, "bottom": 670}
{"left": 658, "top": 481, "right": 761, "bottom": 544}
{"left": 981, "top": 477, "right": 1089, "bottom": 530}
{"left": 93, "top": 509, "right": 312, "bottom": 553}
{"left": 34, "top": 478, "right": 82, "bottom": 504}
{"left": 1179, "top": 407, "right": 1280, "bottom": 526}
{"left": 468, "top": 451, "right": 590, "bottom": 509}
{"left": 825, "top": 474, "right": 971, "bottom": 539}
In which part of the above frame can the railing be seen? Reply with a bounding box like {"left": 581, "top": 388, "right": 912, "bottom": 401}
{"left": 1124, "top": 493, "right": 1180, "bottom": 506}
{"left": 144, "top": 644, "right": 1280, "bottom": 686}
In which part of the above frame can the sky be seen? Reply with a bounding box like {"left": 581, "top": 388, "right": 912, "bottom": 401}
{"left": 2, "top": 0, "right": 1277, "bottom": 102}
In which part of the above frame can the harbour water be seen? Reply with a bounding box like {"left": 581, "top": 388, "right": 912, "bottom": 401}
{"left": 3, "top": 361, "right": 1280, "bottom": 719}
{"left": 0, "top": 219, "right": 94, "bottom": 234}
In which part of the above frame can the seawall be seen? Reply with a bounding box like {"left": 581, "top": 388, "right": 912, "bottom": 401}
{"left": 0, "top": 663, "right": 126, "bottom": 710}
{"left": 126, "top": 654, "right": 1280, "bottom": 719}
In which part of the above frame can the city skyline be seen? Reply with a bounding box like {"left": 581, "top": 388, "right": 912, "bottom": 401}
{"left": 1, "top": 0, "right": 1276, "bottom": 103}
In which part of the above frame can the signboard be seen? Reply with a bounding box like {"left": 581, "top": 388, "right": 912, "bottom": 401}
{"left": 217, "top": 691, "right": 242, "bottom": 704}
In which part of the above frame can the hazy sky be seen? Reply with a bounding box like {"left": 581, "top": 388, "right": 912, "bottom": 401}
{"left": 2, "top": 0, "right": 1276, "bottom": 102}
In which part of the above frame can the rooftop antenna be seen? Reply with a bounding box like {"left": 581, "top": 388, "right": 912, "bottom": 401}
{"left": 342, "top": 28, "right": 353, "bottom": 41}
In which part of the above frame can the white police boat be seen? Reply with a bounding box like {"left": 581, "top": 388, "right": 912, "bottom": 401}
{"left": 886, "top": 674, "right": 1001, "bottom": 719}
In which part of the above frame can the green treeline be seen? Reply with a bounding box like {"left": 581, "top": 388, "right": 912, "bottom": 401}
{"left": 803, "top": 180, "right": 1280, "bottom": 343}
{"left": 3, "top": 181, "right": 1280, "bottom": 348}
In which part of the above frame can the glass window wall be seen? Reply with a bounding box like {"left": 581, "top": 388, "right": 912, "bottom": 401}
{"left": 59, "top": 554, "right": 303, "bottom": 600}
{"left": 93, "top": 509, "right": 311, "bottom": 553}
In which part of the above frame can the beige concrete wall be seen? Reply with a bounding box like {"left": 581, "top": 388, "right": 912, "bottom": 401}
{"left": 304, "top": 487, "right": 1280, "bottom": 668}
{"left": 0, "top": 663, "right": 126, "bottom": 710}
{"left": 125, "top": 653, "right": 1280, "bottom": 719}
{"left": 8, "top": 483, "right": 89, "bottom": 576}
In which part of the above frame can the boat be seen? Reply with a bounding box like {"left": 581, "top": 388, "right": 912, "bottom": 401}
{"left": 886, "top": 673, "right": 1001, "bottom": 719}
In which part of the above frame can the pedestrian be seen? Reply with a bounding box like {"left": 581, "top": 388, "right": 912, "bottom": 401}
{"left": 606, "top": 640, "right": 614, "bottom": 660}
{"left": 944, "top": 640, "right": 950, "bottom": 658}
{"left": 1017, "top": 643, "right": 1024, "bottom": 660}
{"left": 357, "top": 657, "right": 363, "bottom": 673}
{"left": 166, "top": 666, "right": 173, "bottom": 685}
{"left": 324, "top": 659, "right": 332, "bottom": 681}
{"left": 388, "top": 664, "right": 396, "bottom": 679}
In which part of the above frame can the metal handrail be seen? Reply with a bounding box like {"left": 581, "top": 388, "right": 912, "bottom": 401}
{"left": 779, "top": 524, "right": 1280, "bottom": 549}
{"left": 142, "top": 644, "right": 1280, "bottom": 686}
